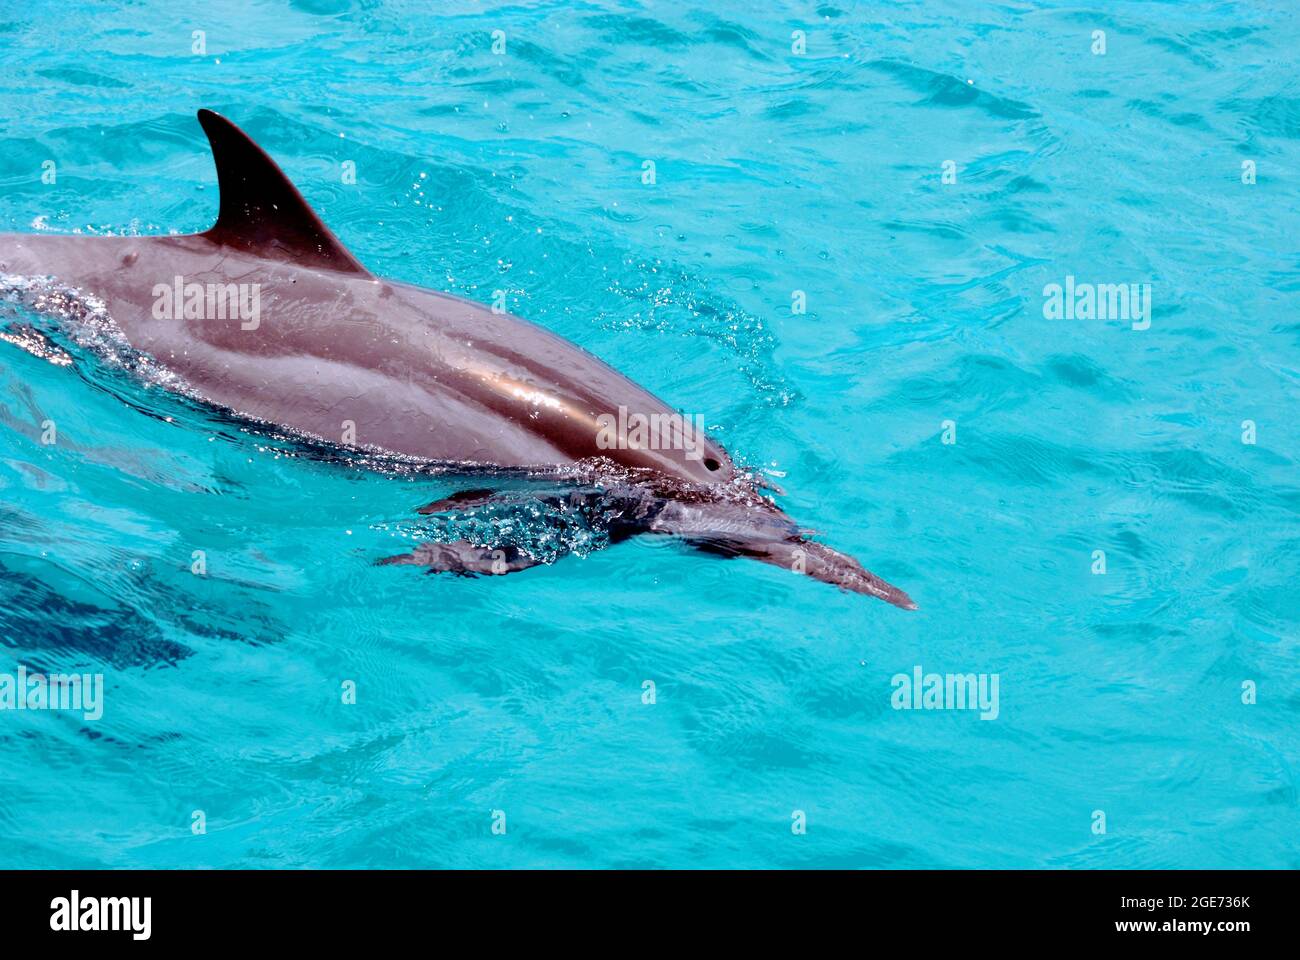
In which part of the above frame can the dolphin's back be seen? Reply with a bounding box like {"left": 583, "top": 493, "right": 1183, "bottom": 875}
{"left": 1, "top": 111, "right": 734, "bottom": 481}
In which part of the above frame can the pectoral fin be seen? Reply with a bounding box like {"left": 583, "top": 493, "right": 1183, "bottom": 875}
{"left": 377, "top": 541, "right": 542, "bottom": 577}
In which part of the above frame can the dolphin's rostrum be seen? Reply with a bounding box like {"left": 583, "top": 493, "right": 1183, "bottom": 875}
{"left": 0, "top": 110, "right": 915, "bottom": 608}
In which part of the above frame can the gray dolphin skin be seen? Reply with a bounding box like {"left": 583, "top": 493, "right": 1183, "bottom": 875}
{"left": 0, "top": 110, "right": 915, "bottom": 608}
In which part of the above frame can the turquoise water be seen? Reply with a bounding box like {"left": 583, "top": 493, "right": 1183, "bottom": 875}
{"left": 2, "top": 0, "right": 1298, "bottom": 868}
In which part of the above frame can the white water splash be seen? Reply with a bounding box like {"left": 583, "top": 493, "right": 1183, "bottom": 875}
{"left": 0, "top": 273, "right": 193, "bottom": 396}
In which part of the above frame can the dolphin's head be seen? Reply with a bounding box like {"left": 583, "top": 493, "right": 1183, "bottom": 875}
{"left": 682, "top": 434, "right": 738, "bottom": 484}
{"left": 583, "top": 399, "right": 740, "bottom": 485}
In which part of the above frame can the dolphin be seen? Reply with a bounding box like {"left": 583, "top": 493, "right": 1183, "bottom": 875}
{"left": 0, "top": 110, "right": 915, "bottom": 608}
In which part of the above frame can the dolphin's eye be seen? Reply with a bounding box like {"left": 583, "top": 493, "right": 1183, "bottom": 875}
{"left": 704, "top": 457, "right": 721, "bottom": 471}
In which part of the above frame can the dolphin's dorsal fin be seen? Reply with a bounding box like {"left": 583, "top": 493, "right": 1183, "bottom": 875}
{"left": 197, "top": 109, "right": 370, "bottom": 275}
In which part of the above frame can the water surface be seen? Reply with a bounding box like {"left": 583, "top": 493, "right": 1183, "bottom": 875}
{"left": 1, "top": 0, "right": 1297, "bottom": 868}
